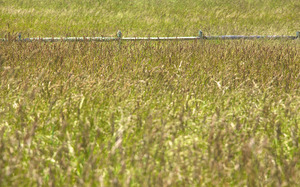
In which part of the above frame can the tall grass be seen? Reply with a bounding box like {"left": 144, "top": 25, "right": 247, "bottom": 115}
{"left": 1, "top": 0, "right": 299, "bottom": 37}
{"left": 0, "top": 39, "right": 299, "bottom": 186}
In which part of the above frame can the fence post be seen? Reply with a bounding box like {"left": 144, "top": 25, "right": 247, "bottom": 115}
{"left": 297, "top": 31, "right": 299, "bottom": 39}
{"left": 117, "top": 30, "right": 122, "bottom": 49}
{"left": 117, "top": 30, "right": 122, "bottom": 38}
{"left": 198, "top": 30, "right": 203, "bottom": 39}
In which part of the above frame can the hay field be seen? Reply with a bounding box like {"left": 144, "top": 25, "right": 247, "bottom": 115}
{"left": 0, "top": 0, "right": 300, "bottom": 186}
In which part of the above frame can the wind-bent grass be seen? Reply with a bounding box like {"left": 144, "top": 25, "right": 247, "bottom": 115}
{"left": 1, "top": 0, "right": 299, "bottom": 37}
{"left": 0, "top": 40, "right": 299, "bottom": 186}
{"left": 1, "top": 0, "right": 300, "bottom": 186}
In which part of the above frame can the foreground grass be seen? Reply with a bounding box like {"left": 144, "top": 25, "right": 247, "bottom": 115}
{"left": 0, "top": 40, "right": 299, "bottom": 186}
{"left": 1, "top": 0, "right": 299, "bottom": 38}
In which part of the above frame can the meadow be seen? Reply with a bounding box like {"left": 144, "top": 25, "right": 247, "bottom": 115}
{"left": 1, "top": 0, "right": 299, "bottom": 37}
{"left": 1, "top": 0, "right": 300, "bottom": 186}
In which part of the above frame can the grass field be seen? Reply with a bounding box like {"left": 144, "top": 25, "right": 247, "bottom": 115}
{"left": 1, "top": 0, "right": 300, "bottom": 37}
{"left": 1, "top": 0, "right": 300, "bottom": 186}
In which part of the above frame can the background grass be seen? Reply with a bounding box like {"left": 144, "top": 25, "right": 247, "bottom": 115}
{"left": 0, "top": 0, "right": 300, "bottom": 186}
{"left": 0, "top": 0, "right": 299, "bottom": 37}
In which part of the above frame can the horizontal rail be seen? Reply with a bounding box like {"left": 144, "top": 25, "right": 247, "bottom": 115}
{"left": 1, "top": 31, "right": 299, "bottom": 42}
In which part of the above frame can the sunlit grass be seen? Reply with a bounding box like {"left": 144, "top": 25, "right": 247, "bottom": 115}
{"left": 1, "top": 0, "right": 299, "bottom": 37}
{"left": 1, "top": 0, "right": 300, "bottom": 186}
{"left": 0, "top": 40, "right": 299, "bottom": 186}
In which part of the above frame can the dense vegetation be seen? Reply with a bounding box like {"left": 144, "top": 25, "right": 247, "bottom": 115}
{"left": 1, "top": 0, "right": 299, "bottom": 37}
{"left": 1, "top": 40, "right": 299, "bottom": 186}
{"left": 0, "top": 0, "right": 300, "bottom": 186}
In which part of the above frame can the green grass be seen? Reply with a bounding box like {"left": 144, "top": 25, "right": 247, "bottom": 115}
{"left": 0, "top": 0, "right": 300, "bottom": 186}
{"left": 0, "top": 0, "right": 299, "bottom": 37}
{"left": 1, "top": 40, "right": 299, "bottom": 186}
